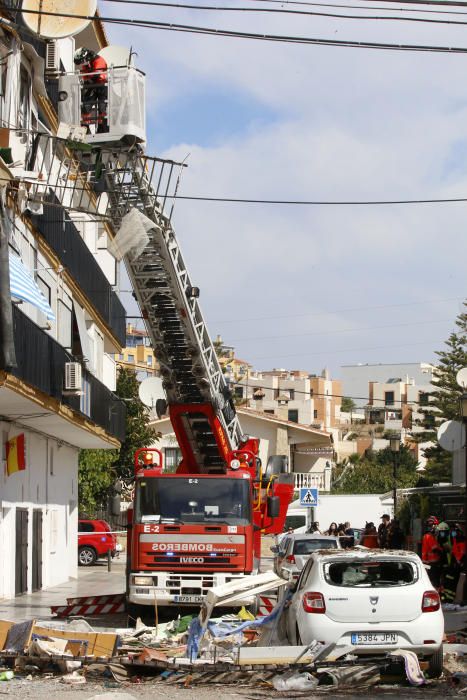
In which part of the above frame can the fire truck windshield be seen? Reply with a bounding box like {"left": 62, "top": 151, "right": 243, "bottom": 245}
{"left": 135, "top": 477, "right": 251, "bottom": 525}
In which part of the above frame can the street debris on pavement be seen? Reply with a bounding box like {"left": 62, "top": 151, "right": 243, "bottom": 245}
{"left": 0, "top": 574, "right": 465, "bottom": 693}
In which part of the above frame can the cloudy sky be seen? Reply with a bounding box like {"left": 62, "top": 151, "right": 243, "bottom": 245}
{"left": 104, "top": 1, "right": 465, "bottom": 378}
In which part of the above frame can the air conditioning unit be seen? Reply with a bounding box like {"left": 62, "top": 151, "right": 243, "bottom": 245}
{"left": 45, "top": 41, "right": 59, "bottom": 75}
{"left": 64, "top": 362, "right": 82, "bottom": 393}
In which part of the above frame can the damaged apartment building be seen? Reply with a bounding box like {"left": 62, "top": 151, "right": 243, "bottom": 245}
{"left": 0, "top": 7, "right": 127, "bottom": 599}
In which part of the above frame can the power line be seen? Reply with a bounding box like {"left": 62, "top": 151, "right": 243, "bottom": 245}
{"left": 212, "top": 297, "right": 464, "bottom": 325}
{"left": 357, "top": 0, "right": 467, "bottom": 7}
{"left": 173, "top": 195, "right": 467, "bottom": 205}
{"left": 247, "top": 338, "right": 441, "bottom": 360}
{"left": 239, "top": 0, "right": 467, "bottom": 11}
{"left": 229, "top": 318, "right": 452, "bottom": 343}
{"left": 228, "top": 379, "right": 433, "bottom": 407}
{"left": 6, "top": 173, "right": 467, "bottom": 208}
{"left": 9, "top": 5, "right": 467, "bottom": 53}
{"left": 98, "top": 0, "right": 467, "bottom": 27}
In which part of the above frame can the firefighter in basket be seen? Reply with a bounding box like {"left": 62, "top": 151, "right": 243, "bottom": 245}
{"left": 74, "top": 47, "right": 108, "bottom": 133}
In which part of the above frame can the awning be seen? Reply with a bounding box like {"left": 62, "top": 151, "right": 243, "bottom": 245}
{"left": 9, "top": 253, "right": 55, "bottom": 321}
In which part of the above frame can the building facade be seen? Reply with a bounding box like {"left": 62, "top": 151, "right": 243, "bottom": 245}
{"left": 0, "top": 15, "right": 126, "bottom": 598}
{"left": 235, "top": 368, "right": 342, "bottom": 431}
{"left": 114, "top": 324, "right": 159, "bottom": 379}
{"left": 340, "top": 362, "right": 435, "bottom": 407}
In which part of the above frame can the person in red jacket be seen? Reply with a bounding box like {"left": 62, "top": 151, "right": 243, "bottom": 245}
{"left": 421, "top": 516, "right": 443, "bottom": 588}
{"left": 74, "top": 48, "right": 108, "bottom": 133}
{"left": 452, "top": 526, "right": 466, "bottom": 565}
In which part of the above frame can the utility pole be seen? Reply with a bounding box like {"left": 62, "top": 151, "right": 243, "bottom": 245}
{"left": 389, "top": 434, "right": 401, "bottom": 517}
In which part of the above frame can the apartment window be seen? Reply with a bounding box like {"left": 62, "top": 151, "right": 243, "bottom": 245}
{"left": 234, "top": 387, "right": 244, "bottom": 399}
{"left": 80, "top": 375, "right": 91, "bottom": 416}
{"left": 58, "top": 297, "right": 72, "bottom": 349}
{"left": 288, "top": 409, "right": 299, "bottom": 423}
{"left": 147, "top": 356, "right": 153, "bottom": 366}
{"left": 128, "top": 354, "right": 135, "bottom": 363}
{"left": 314, "top": 409, "right": 318, "bottom": 419}
{"left": 425, "top": 413, "right": 436, "bottom": 428}
{"left": 118, "top": 354, "right": 124, "bottom": 360}
{"left": 385, "top": 391, "right": 395, "bottom": 406}
{"left": 36, "top": 276, "right": 51, "bottom": 304}
{"left": 165, "top": 447, "right": 182, "bottom": 472}
{"left": 94, "top": 328, "right": 104, "bottom": 379}
{"left": 36, "top": 276, "right": 51, "bottom": 328}
{"left": 419, "top": 392, "right": 430, "bottom": 407}
{"left": 265, "top": 409, "right": 275, "bottom": 415}
{"left": 289, "top": 389, "right": 295, "bottom": 400}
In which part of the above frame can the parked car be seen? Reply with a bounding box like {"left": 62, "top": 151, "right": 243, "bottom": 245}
{"left": 271, "top": 533, "right": 341, "bottom": 580}
{"left": 284, "top": 549, "right": 444, "bottom": 677}
{"left": 78, "top": 519, "right": 117, "bottom": 566}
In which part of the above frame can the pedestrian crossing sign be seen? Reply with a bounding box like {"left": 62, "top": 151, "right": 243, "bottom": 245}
{"left": 299, "top": 487, "right": 318, "bottom": 507}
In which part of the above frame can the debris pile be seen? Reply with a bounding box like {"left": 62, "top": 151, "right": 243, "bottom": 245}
{"left": 0, "top": 611, "right": 444, "bottom": 691}
{"left": 0, "top": 574, "right": 458, "bottom": 691}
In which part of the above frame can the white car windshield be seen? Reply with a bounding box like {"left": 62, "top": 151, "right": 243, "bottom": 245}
{"left": 293, "top": 539, "right": 337, "bottom": 554}
{"left": 324, "top": 560, "right": 418, "bottom": 587}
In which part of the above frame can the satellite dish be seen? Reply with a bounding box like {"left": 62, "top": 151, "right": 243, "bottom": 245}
{"left": 456, "top": 367, "right": 467, "bottom": 389}
{"left": 21, "top": 0, "right": 97, "bottom": 38}
{"left": 98, "top": 45, "right": 132, "bottom": 67}
{"left": 437, "top": 420, "right": 465, "bottom": 452}
{"left": 139, "top": 376, "right": 165, "bottom": 408}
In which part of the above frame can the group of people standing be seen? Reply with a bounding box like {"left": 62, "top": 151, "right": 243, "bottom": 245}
{"left": 303, "top": 516, "right": 404, "bottom": 549}
{"left": 421, "top": 516, "right": 466, "bottom": 602}
{"left": 307, "top": 521, "right": 356, "bottom": 547}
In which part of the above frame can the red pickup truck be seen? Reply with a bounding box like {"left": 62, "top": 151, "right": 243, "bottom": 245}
{"left": 78, "top": 519, "right": 117, "bottom": 566}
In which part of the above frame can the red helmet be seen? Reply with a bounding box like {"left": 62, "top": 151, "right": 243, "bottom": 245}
{"left": 427, "top": 516, "right": 439, "bottom": 526}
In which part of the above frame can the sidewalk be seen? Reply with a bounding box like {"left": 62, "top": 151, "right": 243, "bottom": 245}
{"left": 0, "top": 557, "right": 126, "bottom": 624}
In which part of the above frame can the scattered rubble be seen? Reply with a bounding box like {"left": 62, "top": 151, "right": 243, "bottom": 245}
{"left": 0, "top": 575, "right": 463, "bottom": 692}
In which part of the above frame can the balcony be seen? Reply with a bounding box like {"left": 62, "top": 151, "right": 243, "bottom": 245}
{"left": 29, "top": 197, "right": 126, "bottom": 347}
{"left": 8, "top": 306, "right": 126, "bottom": 443}
{"left": 293, "top": 471, "right": 331, "bottom": 492}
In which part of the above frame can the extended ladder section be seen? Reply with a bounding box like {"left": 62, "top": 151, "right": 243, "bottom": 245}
{"left": 26, "top": 135, "right": 243, "bottom": 472}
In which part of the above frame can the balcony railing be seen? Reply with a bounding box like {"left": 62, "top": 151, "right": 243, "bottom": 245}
{"left": 293, "top": 471, "right": 329, "bottom": 491}
{"left": 11, "top": 306, "right": 126, "bottom": 442}
{"left": 29, "top": 196, "right": 126, "bottom": 346}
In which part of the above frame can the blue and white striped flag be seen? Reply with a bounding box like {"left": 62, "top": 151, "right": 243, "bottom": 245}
{"left": 9, "top": 253, "right": 55, "bottom": 321}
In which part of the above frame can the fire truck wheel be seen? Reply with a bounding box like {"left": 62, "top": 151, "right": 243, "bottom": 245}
{"left": 78, "top": 546, "right": 97, "bottom": 566}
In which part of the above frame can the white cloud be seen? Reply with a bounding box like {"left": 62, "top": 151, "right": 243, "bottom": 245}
{"left": 106, "top": 5, "right": 466, "bottom": 374}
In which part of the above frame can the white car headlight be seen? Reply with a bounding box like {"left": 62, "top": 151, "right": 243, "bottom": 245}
{"left": 133, "top": 576, "right": 153, "bottom": 586}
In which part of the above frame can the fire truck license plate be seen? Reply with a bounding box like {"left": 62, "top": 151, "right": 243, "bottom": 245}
{"left": 174, "top": 595, "right": 205, "bottom": 604}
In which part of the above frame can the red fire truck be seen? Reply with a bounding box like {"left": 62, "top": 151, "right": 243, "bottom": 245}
{"left": 126, "top": 407, "right": 294, "bottom": 610}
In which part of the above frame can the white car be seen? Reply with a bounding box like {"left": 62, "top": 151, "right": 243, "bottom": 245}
{"left": 284, "top": 549, "right": 444, "bottom": 677}
{"left": 272, "top": 533, "right": 341, "bottom": 580}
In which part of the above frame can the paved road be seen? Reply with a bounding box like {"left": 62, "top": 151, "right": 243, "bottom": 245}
{"left": 0, "top": 675, "right": 455, "bottom": 699}
{"left": 0, "top": 557, "right": 127, "bottom": 629}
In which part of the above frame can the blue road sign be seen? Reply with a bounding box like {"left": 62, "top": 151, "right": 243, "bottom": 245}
{"left": 299, "top": 487, "right": 318, "bottom": 507}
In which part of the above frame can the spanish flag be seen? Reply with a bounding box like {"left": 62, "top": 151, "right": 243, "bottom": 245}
{"left": 6, "top": 434, "right": 26, "bottom": 476}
